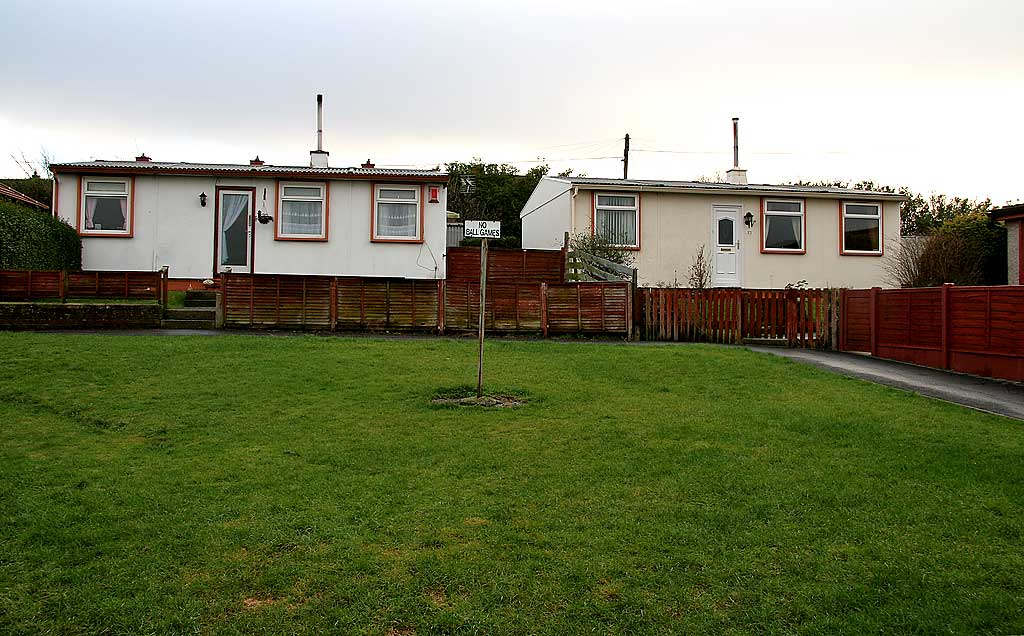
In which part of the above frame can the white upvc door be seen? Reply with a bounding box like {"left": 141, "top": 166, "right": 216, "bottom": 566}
{"left": 711, "top": 206, "right": 741, "bottom": 287}
{"left": 217, "top": 190, "right": 253, "bottom": 274}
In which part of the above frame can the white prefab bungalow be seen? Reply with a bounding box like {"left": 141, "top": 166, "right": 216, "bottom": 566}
{"left": 521, "top": 174, "right": 904, "bottom": 289}
{"left": 49, "top": 156, "right": 449, "bottom": 288}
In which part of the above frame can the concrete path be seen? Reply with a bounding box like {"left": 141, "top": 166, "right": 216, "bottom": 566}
{"left": 747, "top": 346, "right": 1024, "bottom": 420}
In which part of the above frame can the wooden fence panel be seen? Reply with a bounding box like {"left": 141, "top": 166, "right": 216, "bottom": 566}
{"left": 840, "top": 284, "right": 1024, "bottom": 382}
{"left": 0, "top": 270, "right": 62, "bottom": 299}
{"left": 0, "top": 269, "right": 162, "bottom": 301}
{"left": 638, "top": 288, "right": 832, "bottom": 346}
{"left": 446, "top": 246, "right": 565, "bottom": 284}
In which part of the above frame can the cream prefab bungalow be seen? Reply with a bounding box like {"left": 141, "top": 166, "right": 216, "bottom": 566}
{"left": 521, "top": 175, "right": 904, "bottom": 289}
{"left": 49, "top": 157, "right": 449, "bottom": 287}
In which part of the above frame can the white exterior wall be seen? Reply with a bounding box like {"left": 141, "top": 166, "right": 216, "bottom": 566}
{"left": 562, "top": 187, "right": 900, "bottom": 289}
{"left": 55, "top": 173, "right": 447, "bottom": 280}
{"left": 520, "top": 177, "right": 573, "bottom": 250}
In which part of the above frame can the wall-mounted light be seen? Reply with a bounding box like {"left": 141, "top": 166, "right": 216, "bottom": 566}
{"left": 744, "top": 211, "right": 755, "bottom": 227}
{"left": 199, "top": 192, "right": 208, "bottom": 207}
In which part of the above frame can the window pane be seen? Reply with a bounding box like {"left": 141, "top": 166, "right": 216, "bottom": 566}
{"left": 377, "top": 202, "right": 417, "bottom": 237}
{"left": 84, "top": 195, "right": 127, "bottom": 231}
{"left": 282, "top": 186, "right": 321, "bottom": 198}
{"left": 846, "top": 203, "right": 879, "bottom": 216}
{"left": 281, "top": 200, "right": 323, "bottom": 235}
{"left": 596, "top": 208, "right": 636, "bottom": 245}
{"left": 766, "top": 200, "right": 801, "bottom": 213}
{"left": 718, "top": 217, "right": 734, "bottom": 246}
{"left": 764, "top": 213, "right": 802, "bottom": 250}
{"left": 845, "top": 217, "right": 880, "bottom": 251}
{"left": 597, "top": 194, "right": 635, "bottom": 207}
{"left": 87, "top": 181, "right": 127, "bottom": 193}
{"left": 379, "top": 188, "right": 416, "bottom": 201}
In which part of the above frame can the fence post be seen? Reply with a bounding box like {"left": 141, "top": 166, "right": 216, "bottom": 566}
{"left": 736, "top": 290, "right": 743, "bottom": 344}
{"left": 160, "top": 266, "right": 169, "bottom": 308}
{"left": 437, "top": 279, "right": 445, "bottom": 335}
{"left": 869, "top": 286, "right": 880, "bottom": 357}
{"left": 836, "top": 289, "right": 846, "bottom": 352}
{"left": 941, "top": 283, "right": 952, "bottom": 369}
{"left": 540, "top": 282, "right": 548, "bottom": 337}
{"left": 330, "top": 277, "right": 338, "bottom": 332}
{"left": 785, "top": 289, "right": 797, "bottom": 347}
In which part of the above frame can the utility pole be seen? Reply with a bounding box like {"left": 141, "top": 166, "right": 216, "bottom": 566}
{"left": 623, "top": 133, "right": 630, "bottom": 179}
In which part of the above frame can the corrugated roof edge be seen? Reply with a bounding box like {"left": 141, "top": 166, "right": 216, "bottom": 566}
{"left": 49, "top": 160, "right": 448, "bottom": 180}
{"left": 565, "top": 176, "right": 906, "bottom": 200}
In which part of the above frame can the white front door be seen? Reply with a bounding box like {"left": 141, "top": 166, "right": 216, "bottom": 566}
{"left": 711, "top": 206, "right": 741, "bottom": 287}
{"left": 217, "top": 190, "right": 253, "bottom": 273}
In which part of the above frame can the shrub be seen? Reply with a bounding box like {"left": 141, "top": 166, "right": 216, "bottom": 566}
{"left": 885, "top": 214, "right": 1006, "bottom": 287}
{"left": 0, "top": 200, "right": 81, "bottom": 270}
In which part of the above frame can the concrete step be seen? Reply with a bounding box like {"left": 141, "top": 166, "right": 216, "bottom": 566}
{"left": 164, "top": 308, "right": 215, "bottom": 320}
{"left": 184, "top": 290, "right": 217, "bottom": 307}
{"left": 160, "top": 319, "right": 216, "bottom": 330}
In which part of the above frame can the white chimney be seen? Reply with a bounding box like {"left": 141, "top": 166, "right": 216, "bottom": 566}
{"left": 725, "top": 117, "right": 748, "bottom": 185}
{"left": 310, "top": 94, "right": 329, "bottom": 168}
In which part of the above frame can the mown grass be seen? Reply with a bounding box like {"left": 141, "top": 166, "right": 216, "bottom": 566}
{"left": 0, "top": 333, "right": 1021, "bottom": 635}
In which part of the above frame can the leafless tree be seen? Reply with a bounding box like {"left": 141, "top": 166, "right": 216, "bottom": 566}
{"left": 687, "top": 243, "right": 711, "bottom": 290}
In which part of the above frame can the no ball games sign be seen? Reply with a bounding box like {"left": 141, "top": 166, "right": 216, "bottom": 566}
{"left": 464, "top": 220, "right": 501, "bottom": 239}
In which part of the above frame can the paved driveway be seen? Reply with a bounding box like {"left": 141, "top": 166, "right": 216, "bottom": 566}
{"left": 747, "top": 346, "right": 1024, "bottom": 421}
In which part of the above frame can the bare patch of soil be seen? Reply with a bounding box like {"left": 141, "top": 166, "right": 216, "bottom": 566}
{"left": 242, "top": 597, "right": 276, "bottom": 610}
{"left": 431, "top": 394, "right": 525, "bottom": 408}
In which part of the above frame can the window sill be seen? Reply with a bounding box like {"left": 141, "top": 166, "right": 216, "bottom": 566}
{"left": 371, "top": 237, "right": 424, "bottom": 244}
{"left": 275, "top": 235, "right": 328, "bottom": 242}
{"left": 840, "top": 250, "right": 883, "bottom": 257}
{"left": 79, "top": 231, "right": 133, "bottom": 238}
{"left": 760, "top": 248, "right": 805, "bottom": 254}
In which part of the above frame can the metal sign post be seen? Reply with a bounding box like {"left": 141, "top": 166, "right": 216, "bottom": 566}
{"left": 464, "top": 221, "right": 501, "bottom": 398}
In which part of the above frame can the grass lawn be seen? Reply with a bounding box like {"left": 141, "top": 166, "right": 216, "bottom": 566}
{"left": 1, "top": 333, "right": 1021, "bottom": 635}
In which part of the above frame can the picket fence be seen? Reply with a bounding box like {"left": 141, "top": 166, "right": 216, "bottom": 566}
{"left": 639, "top": 287, "right": 839, "bottom": 347}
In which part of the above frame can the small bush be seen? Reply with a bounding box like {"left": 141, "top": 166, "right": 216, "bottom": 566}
{"left": 0, "top": 201, "right": 81, "bottom": 270}
{"left": 885, "top": 214, "right": 1006, "bottom": 287}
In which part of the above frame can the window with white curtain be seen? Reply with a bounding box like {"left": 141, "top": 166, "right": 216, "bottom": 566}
{"left": 82, "top": 178, "right": 130, "bottom": 234}
{"left": 374, "top": 185, "right": 420, "bottom": 240}
{"left": 279, "top": 183, "right": 326, "bottom": 238}
{"left": 763, "top": 199, "right": 804, "bottom": 252}
{"left": 842, "top": 202, "right": 882, "bottom": 254}
{"left": 595, "top": 193, "right": 639, "bottom": 247}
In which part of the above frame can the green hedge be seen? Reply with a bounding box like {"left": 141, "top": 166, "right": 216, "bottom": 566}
{"left": 0, "top": 200, "right": 81, "bottom": 270}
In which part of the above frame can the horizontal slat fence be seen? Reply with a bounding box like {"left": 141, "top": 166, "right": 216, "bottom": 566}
{"left": 222, "top": 273, "right": 630, "bottom": 336}
{"left": 0, "top": 269, "right": 165, "bottom": 303}
{"left": 446, "top": 246, "right": 565, "bottom": 284}
{"left": 840, "top": 284, "right": 1024, "bottom": 382}
{"left": 639, "top": 288, "right": 836, "bottom": 348}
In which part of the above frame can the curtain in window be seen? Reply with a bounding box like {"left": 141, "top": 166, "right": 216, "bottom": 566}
{"left": 377, "top": 202, "right": 417, "bottom": 237}
{"left": 282, "top": 201, "right": 323, "bottom": 235}
{"left": 764, "top": 214, "right": 802, "bottom": 250}
{"left": 221, "top": 194, "right": 248, "bottom": 262}
{"left": 85, "top": 197, "right": 98, "bottom": 229}
{"left": 597, "top": 208, "right": 636, "bottom": 246}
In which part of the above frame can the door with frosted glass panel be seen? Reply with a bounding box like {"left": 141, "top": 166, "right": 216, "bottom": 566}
{"left": 217, "top": 190, "right": 253, "bottom": 273}
{"left": 712, "top": 206, "right": 741, "bottom": 287}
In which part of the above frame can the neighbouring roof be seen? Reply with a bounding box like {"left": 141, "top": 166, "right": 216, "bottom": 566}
{"left": 560, "top": 176, "right": 906, "bottom": 200}
{"left": 0, "top": 183, "right": 50, "bottom": 210}
{"left": 990, "top": 202, "right": 1024, "bottom": 221}
{"left": 49, "top": 160, "right": 448, "bottom": 181}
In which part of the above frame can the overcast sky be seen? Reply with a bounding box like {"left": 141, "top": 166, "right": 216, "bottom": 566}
{"left": 2, "top": 0, "right": 1022, "bottom": 203}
